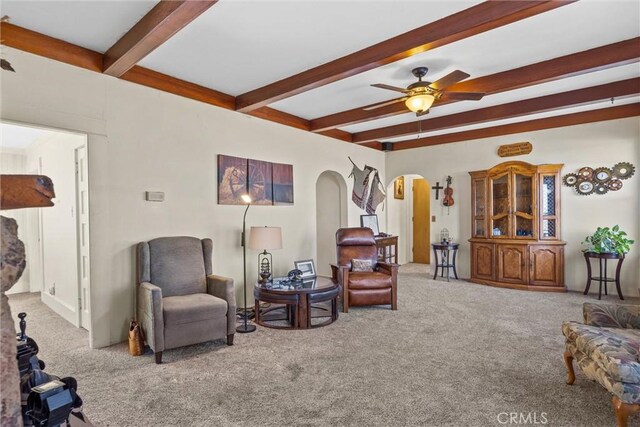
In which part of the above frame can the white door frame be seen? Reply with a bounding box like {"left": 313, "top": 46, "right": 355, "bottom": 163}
{"left": 1, "top": 119, "right": 92, "bottom": 334}
{"left": 75, "top": 144, "right": 91, "bottom": 330}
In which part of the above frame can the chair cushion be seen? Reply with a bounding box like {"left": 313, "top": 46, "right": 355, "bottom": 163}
{"left": 348, "top": 272, "right": 392, "bottom": 289}
{"left": 563, "top": 321, "right": 640, "bottom": 384}
{"left": 163, "top": 293, "right": 228, "bottom": 326}
{"left": 149, "top": 237, "right": 207, "bottom": 297}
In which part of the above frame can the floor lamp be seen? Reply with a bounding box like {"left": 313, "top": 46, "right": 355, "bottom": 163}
{"left": 237, "top": 194, "right": 256, "bottom": 333}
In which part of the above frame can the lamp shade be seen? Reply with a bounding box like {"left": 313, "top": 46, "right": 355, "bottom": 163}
{"left": 248, "top": 226, "right": 282, "bottom": 250}
{"left": 405, "top": 94, "right": 435, "bottom": 113}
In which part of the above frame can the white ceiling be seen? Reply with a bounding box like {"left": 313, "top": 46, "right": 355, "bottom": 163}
{"left": 0, "top": 1, "right": 157, "bottom": 53}
{"left": 0, "top": 122, "right": 50, "bottom": 150}
{"left": 273, "top": 0, "right": 640, "bottom": 123}
{"left": 342, "top": 63, "right": 640, "bottom": 134}
{"left": 2, "top": 0, "right": 639, "bottom": 146}
{"left": 139, "top": 0, "right": 482, "bottom": 95}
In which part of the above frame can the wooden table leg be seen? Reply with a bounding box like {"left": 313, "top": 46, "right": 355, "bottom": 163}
{"left": 298, "top": 295, "right": 308, "bottom": 329}
{"left": 615, "top": 257, "right": 625, "bottom": 300}
{"left": 442, "top": 249, "right": 451, "bottom": 282}
{"left": 604, "top": 258, "right": 608, "bottom": 296}
{"left": 583, "top": 253, "right": 592, "bottom": 295}
{"left": 452, "top": 248, "right": 459, "bottom": 279}
{"left": 598, "top": 258, "right": 603, "bottom": 300}
{"left": 254, "top": 299, "right": 260, "bottom": 325}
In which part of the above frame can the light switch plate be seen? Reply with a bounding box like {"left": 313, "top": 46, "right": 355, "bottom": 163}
{"left": 145, "top": 191, "right": 165, "bottom": 202}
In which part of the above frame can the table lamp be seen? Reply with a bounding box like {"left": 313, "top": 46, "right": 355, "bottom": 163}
{"left": 237, "top": 193, "right": 256, "bottom": 334}
{"left": 249, "top": 226, "right": 283, "bottom": 284}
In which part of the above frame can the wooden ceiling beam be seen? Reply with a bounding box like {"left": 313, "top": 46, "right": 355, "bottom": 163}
{"left": 310, "top": 37, "right": 640, "bottom": 132}
{"left": 0, "top": 22, "right": 103, "bottom": 72}
{"left": 248, "top": 107, "right": 310, "bottom": 131}
{"left": 121, "top": 66, "right": 235, "bottom": 109}
{"left": 352, "top": 79, "right": 640, "bottom": 143}
{"left": 0, "top": 23, "right": 366, "bottom": 144}
{"left": 392, "top": 103, "right": 640, "bottom": 150}
{"left": 103, "top": 0, "right": 218, "bottom": 77}
{"left": 245, "top": 109, "right": 356, "bottom": 143}
{"left": 235, "top": 1, "right": 574, "bottom": 113}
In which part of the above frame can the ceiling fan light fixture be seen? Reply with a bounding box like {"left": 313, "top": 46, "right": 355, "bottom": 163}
{"left": 405, "top": 94, "right": 435, "bottom": 113}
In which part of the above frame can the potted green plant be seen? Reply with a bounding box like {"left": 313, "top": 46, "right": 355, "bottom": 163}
{"left": 582, "top": 225, "right": 634, "bottom": 256}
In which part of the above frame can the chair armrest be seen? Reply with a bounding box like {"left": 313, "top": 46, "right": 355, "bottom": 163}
{"left": 207, "top": 275, "right": 237, "bottom": 335}
{"left": 377, "top": 262, "right": 399, "bottom": 275}
{"left": 331, "top": 264, "right": 349, "bottom": 284}
{"left": 137, "top": 282, "right": 164, "bottom": 352}
{"left": 583, "top": 303, "right": 640, "bottom": 329}
{"left": 330, "top": 264, "right": 341, "bottom": 282}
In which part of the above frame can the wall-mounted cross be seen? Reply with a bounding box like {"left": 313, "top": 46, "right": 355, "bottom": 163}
{"left": 432, "top": 182, "right": 444, "bottom": 200}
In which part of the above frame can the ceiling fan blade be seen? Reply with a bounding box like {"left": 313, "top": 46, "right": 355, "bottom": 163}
{"left": 363, "top": 97, "right": 407, "bottom": 111}
{"left": 429, "top": 70, "right": 470, "bottom": 90}
{"left": 371, "top": 83, "right": 409, "bottom": 93}
{"left": 440, "top": 91, "right": 485, "bottom": 102}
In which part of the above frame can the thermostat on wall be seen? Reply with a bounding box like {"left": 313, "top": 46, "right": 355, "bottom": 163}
{"left": 145, "top": 191, "right": 165, "bottom": 202}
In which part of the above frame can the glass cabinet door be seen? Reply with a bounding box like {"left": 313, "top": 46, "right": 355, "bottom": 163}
{"left": 472, "top": 178, "right": 486, "bottom": 237}
{"left": 490, "top": 173, "right": 509, "bottom": 237}
{"left": 540, "top": 174, "right": 558, "bottom": 239}
{"left": 513, "top": 172, "right": 535, "bottom": 238}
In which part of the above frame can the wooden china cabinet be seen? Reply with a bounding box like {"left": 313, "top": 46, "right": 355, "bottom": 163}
{"left": 469, "top": 161, "right": 566, "bottom": 292}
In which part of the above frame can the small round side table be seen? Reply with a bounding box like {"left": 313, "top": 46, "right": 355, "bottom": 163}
{"left": 583, "top": 251, "right": 625, "bottom": 300}
{"left": 432, "top": 243, "right": 459, "bottom": 281}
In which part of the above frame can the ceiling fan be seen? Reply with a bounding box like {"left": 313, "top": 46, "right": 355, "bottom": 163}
{"left": 365, "top": 67, "right": 484, "bottom": 116}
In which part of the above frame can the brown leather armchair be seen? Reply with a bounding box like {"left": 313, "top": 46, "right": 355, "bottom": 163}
{"left": 331, "top": 227, "right": 398, "bottom": 313}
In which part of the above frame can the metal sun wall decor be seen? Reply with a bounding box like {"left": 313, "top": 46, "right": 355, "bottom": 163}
{"left": 562, "top": 162, "right": 635, "bottom": 196}
{"left": 348, "top": 157, "right": 386, "bottom": 214}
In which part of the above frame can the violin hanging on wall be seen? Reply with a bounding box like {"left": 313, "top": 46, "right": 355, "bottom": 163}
{"left": 443, "top": 176, "right": 454, "bottom": 207}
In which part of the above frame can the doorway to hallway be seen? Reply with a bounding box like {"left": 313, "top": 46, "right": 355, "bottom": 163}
{"left": 386, "top": 174, "right": 430, "bottom": 265}
{"left": 1, "top": 121, "right": 92, "bottom": 334}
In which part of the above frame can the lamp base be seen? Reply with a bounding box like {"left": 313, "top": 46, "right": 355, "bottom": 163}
{"left": 236, "top": 323, "right": 257, "bottom": 333}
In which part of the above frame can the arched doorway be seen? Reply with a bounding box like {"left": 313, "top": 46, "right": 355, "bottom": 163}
{"left": 315, "top": 171, "right": 348, "bottom": 276}
{"left": 386, "top": 175, "right": 430, "bottom": 265}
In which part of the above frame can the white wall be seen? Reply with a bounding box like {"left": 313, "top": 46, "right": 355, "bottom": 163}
{"left": 315, "top": 171, "right": 347, "bottom": 276}
{"left": 386, "top": 118, "right": 640, "bottom": 296}
{"left": 0, "top": 47, "right": 385, "bottom": 348}
{"left": 25, "top": 132, "right": 85, "bottom": 326}
{"left": 0, "top": 151, "right": 30, "bottom": 293}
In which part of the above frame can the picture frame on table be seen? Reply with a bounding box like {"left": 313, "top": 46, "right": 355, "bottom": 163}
{"left": 294, "top": 259, "right": 316, "bottom": 279}
{"left": 360, "top": 214, "right": 380, "bottom": 236}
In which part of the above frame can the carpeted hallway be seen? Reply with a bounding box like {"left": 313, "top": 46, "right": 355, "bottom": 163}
{"left": 8, "top": 264, "right": 638, "bottom": 426}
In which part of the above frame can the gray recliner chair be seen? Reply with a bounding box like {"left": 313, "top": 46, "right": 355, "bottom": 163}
{"left": 136, "top": 236, "right": 236, "bottom": 364}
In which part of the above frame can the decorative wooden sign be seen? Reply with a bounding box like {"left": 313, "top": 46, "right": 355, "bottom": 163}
{"left": 497, "top": 142, "right": 532, "bottom": 157}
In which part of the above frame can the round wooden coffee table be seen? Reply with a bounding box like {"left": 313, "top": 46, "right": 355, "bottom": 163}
{"left": 253, "top": 276, "right": 339, "bottom": 329}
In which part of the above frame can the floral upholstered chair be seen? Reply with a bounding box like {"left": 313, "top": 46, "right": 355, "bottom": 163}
{"left": 563, "top": 303, "right": 640, "bottom": 427}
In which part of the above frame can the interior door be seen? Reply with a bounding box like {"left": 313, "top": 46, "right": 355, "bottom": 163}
{"left": 75, "top": 146, "right": 91, "bottom": 330}
{"left": 412, "top": 178, "right": 430, "bottom": 264}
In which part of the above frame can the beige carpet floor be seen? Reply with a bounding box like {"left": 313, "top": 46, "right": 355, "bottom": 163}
{"left": 8, "top": 264, "right": 639, "bottom": 426}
